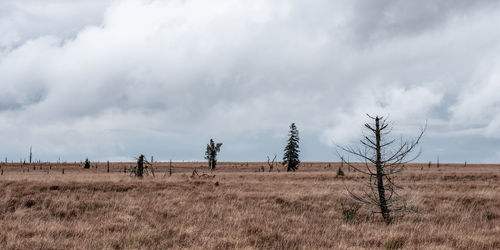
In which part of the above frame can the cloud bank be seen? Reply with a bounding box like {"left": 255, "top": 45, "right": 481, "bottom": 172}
{"left": 1, "top": 0, "right": 500, "bottom": 162}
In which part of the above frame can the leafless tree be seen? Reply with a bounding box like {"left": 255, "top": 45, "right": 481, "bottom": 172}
{"left": 338, "top": 115, "right": 425, "bottom": 224}
{"left": 129, "top": 154, "right": 154, "bottom": 178}
{"left": 267, "top": 154, "right": 277, "bottom": 172}
{"left": 169, "top": 160, "right": 173, "bottom": 176}
{"left": 29, "top": 146, "right": 32, "bottom": 164}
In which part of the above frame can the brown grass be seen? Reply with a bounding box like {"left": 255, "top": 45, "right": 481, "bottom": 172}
{"left": 0, "top": 162, "right": 499, "bottom": 249}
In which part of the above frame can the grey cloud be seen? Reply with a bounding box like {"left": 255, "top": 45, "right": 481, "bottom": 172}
{"left": 0, "top": 87, "right": 46, "bottom": 111}
{"left": 0, "top": 0, "right": 111, "bottom": 50}
{"left": 350, "top": 0, "right": 499, "bottom": 44}
{"left": 0, "top": 0, "right": 500, "bottom": 163}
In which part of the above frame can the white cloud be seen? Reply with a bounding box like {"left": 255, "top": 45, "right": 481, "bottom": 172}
{"left": 0, "top": 0, "right": 500, "bottom": 162}
{"left": 321, "top": 85, "right": 441, "bottom": 145}
{"left": 450, "top": 61, "right": 500, "bottom": 136}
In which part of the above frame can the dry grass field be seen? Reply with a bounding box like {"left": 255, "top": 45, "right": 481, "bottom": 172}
{"left": 0, "top": 161, "right": 499, "bottom": 249}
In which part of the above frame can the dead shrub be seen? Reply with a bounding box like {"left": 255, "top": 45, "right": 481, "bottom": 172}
{"left": 214, "top": 241, "right": 236, "bottom": 249}
{"left": 50, "top": 229, "right": 79, "bottom": 239}
{"left": 0, "top": 233, "right": 6, "bottom": 245}
{"left": 77, "top": 201, "right": 104, "bottom": 213}
{"left": 5, "top": 198, "right": 19, "bottom": 212}
{"left": 52, "top": 208, "right": 79, "bottom": 219}
{"left": 17, "top": 230, "right": 36, "bottom": 238}
{"left": 24, "top": 199, "right": 36, "bottom": 208}
{"left": 484, "top": 211, "right": 497, "bottom": 221}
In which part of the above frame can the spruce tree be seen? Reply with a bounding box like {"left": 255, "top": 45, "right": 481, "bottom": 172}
{"left": 84, "top": 158, "right": 90, "bottom": 169}
{"left": 283, "top": 123, "right": 300, "bottom": 171}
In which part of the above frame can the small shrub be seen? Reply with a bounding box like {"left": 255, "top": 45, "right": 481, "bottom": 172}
{"left": 24, "top": 200, "right": 36, "bottom": 208}
{"left": 384, "top": 238, "right": 405, "bottom": 249}
{"left": 337, "top": 167, "right": 344, "bottom": 177}
{"left": 484, "top": 211, "right": 497, "bottom": 221}
{"left": 340, "top": 200, "right": 360, "bottom": 223}
{"left": 5, "top": 198, "right": 19, "bottom": 212}
{"left": 0, "top": 233, "right": 6, "bottom": 245}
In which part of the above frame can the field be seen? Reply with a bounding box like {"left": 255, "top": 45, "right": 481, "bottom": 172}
{"left": 0, "top": 162, "right": 499, "bottom": 249}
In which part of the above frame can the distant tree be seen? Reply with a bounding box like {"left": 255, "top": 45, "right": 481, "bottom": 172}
{"left": 283, "top": 123, "right": 300, "bottom": 172}
{"left": 267, "top": 154, "right": 277, "bottom": 172}
{"left": 127, "top": 154, "right": 153, "bottom": 177}
{"left": 205, "top": 139, "right": 222, "bottom": 171}
{"left": 336, "top": 167, "right": 344, "bottom": 177}
{"left": 136, "top": 154, "right": 144, "bottom": 177}
{"left": 338, "top": 115, "right": 425, "bottom": 224}
{"left": 84, "top": 158, "right": 91, "bottom": 169}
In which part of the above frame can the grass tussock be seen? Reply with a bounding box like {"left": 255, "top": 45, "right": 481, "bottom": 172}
{"left": 0, "top": 162, "right": 499, "bottom": 249}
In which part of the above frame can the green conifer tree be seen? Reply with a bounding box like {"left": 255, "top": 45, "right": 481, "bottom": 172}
{"left": 283, "top": 123, "right": 300, "bottom": 172}
{"left": 205, "top": 139, "right": 222, "bottom": 171}
{"left": 84, "top": 158, "right": 90, "bottom": 169}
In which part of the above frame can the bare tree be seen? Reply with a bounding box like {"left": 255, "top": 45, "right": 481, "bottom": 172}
{"left": 267, "top": 154, "right": 277, "bottom": 172}
{"left": 29, "top": 146, "right": 32, "bottom": 164}
{"left": 169, "top": 159, "right": 173, "bottom": 176}
{"left": 338, "top": 115, "right": 425, "bottom": 224}
{"left": 129, "top": 154, "right": 154, "bottom": 177}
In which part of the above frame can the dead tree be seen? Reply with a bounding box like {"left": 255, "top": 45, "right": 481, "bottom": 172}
{"left": 267, "top": 154, "right": 277, "bottom": 172}
{"left": 129, "top": 154, "right": 154, "bottom": 178}
{"left": 338, "top": 115, "right": 425, "bottom": 224}
{"left": 191, "top": 168, "right": 215, "bottom": 178}
{"left": 169, "top": 160, "right": 172, "bottom": 176}
{"left": 191, "top": 168, "right": 198, "bottom": 177}
{"left": 163, "top": 160, "right": 174, "bottom": 177}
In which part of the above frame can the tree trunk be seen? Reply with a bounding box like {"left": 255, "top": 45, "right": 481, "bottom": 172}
{"left": 375, "top": 117, "right": 391, "bottom": 224}
{"left": 210, "top": 158, "right": 215, "bottom": 171}
{"left": 137, "top": 155, "right": 144, "bottom": 177}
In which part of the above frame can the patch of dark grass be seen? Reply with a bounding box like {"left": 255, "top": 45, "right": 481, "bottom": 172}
{"left": 384, "top": 237, "right": 405, "bottom": 249}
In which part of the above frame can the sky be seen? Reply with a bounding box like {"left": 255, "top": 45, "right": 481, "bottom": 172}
{"left": 1, "top": 0, "right": 500, "bottom": 163}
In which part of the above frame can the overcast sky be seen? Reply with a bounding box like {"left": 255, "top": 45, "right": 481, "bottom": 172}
{"left": 1, "top": 0, "right": 500, "bottom": 163}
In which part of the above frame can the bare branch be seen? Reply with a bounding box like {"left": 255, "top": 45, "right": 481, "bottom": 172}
{"left": 336, "top": 115, "right": 425, "bottom": 224}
